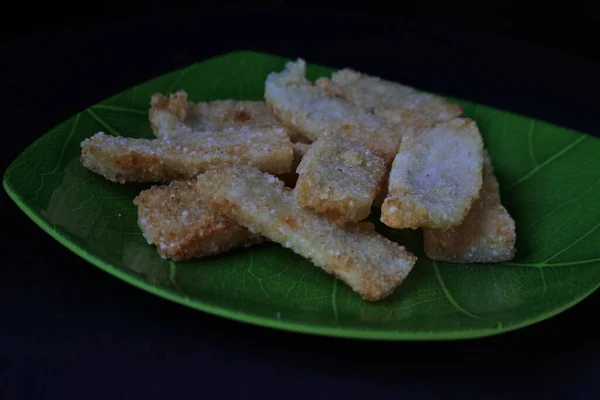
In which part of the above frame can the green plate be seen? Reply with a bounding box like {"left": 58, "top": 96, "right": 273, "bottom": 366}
{"left": 4, "top": 51, "right": 600, "bottom": 340}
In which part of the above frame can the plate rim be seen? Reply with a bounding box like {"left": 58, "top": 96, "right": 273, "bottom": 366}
{"left": 3, "top": 50, "right": 600, "bottom": 341}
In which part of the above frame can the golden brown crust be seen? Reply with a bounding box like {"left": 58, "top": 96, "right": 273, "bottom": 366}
{"left": 294, "top": 134, "right": 386, "bottom": 224}
{"left": 134, "top": 180, "right": 263, "bottom": 261}
{"left": 317, "top": 68, "right": 463, "bottom": 123}
{"left": 317, "top": 74, "right": 438, "bottom": 129}
{"left": 149, "top": 91, "right": 301, "bottom": 140}
{"left": 372, "top": 173, "right": 389, "bottom": 207}
{"left": 315, "top": 76, "right": 344, "bottom": 96}
{"left": 423, "top": 152, "right": 516, "bottom": 263}
{"left": 195, "top": 165, "right": 417, "bottom": 302}
{"left": 373, "top": 108, "right": 437, "bottom": 128}
{"left": 80, "top": 127, "right": 294, "bottom": 183}
{"left": 264, "top": 59, "right": 421, "bottom": 166}
{"left": 149, "top": 92, "right": 193, "bottom": 138}
{"left": 381, "top": 118, "right": 484, "bottom": 229}
{"left": 151, "top": 91, "right": 189, "bottom": 121}
{"left": 275, "top": 141, "right": 312, "bottom": 187}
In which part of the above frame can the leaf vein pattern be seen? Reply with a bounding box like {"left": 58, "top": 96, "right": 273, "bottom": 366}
{"left": 168, "top": 261, "right": 183, "bottom": 291}
{"left": 527, "top": 120, "right": 538, "bottom": 166}
{"left": 92, "top": 104, "right": 146, "bottom": 115}
{"left": 504, "top": 258, "right": 600, "bottom": 268}
{"left": 542, "top": 221, "right": 600, "bottom": 264}
{"left": 166, "top": 64, "right": 197, "bottom": 93}
{"left": 331, "top": 279, "right": 339, "bottom": 323}
{"left": 34, "top": 113, "right": 80, "bottom": 199}
{"left": 433, "top": 261, "right": 486, "bottom": 322}
{"left": 507, "top": 135, "right": 587, "bottom": 189}
{"left": 86, "top": 109, "right": 120, "bottom": 136}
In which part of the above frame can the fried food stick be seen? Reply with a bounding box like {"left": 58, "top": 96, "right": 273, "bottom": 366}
{"left": 150, "top": 91, "right": 301, "bottom": 140}
{"left": 294, "top": 134, "right": 386, "bottom": 224}
{"left": 195, "top": 165, "right": 417, "bottom": 301}
{"left": 423, "top": 151, "right": 516, "bottom": 263}
{"left": 316, "top": 68, "right": 463, "bottom": 123}
{"left": 381, "top": 118, "right": 484, "bottom": 229}
{"left": 265, "top": 59, "right": 416, "bottom": 166}
{"left": 131, "top": 142, "right": 308, "bottom": 260}
{"left": 134, "top": 180, "right": 263, "bottom": 261}
{"left": 80, "top": 126, "right": 293, "bottom": 183}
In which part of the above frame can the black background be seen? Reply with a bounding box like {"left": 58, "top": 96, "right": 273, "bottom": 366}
{"left": 1, "top": 3, "right": 599, "bottom": 399}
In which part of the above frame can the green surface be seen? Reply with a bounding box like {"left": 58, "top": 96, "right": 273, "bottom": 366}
{"left": 3, "top": 50, "right": 600, "bottom": 340}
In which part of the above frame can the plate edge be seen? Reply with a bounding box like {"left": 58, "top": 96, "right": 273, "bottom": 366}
{"left": 2, "top": 49, "right": 599, "bottom": 341}
{"left": 3, "top": 176, "right": 599, "bottom": 341}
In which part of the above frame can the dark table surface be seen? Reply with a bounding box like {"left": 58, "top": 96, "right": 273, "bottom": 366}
{"left": 1, "top": 11, "right": 599, "bottom": 399}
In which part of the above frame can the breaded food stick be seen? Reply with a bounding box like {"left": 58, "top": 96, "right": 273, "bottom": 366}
{"left": 80, "top": 126, "right": 293, "bottom": 183}
{"left": 316, "top": 68, "right": 462, "bottom": 123}
{"left": 372, "top": 108, "right": 436, "bottom": 128}
{"left": 264, "top": 59, "right": 415, "bottom": 166}
{"left": 381, "top": 118, "right": 484, "bottom": 229}
{"left": 294, "top": 134, "right": 386, "bottom": 223}
{"left": 134, "top": 180, "right": 263, "bottom": 261}
{"left": 423, "top": 152, "right": 516, "bottom": 263}
{"left": 150, "top": 91, "right": 301, "bottom": 140}
{"left": 195, "top": 165, "right": 417, "bottom": 301}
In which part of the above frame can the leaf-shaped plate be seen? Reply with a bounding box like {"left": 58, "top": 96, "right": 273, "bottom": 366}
{"left": 4, "top": 51, "right": 600, "bottom": 340}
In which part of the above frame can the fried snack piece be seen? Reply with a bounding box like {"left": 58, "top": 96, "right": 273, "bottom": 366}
{"left": 80, "top": 127, "right": 293, "bottom": 183}
{"left": 372, "top": 108, "right": 436, "bottom": 128}
{"left": 381, "top": 118, "right": 484, "bottom": 229}
{"left": 295, "top": 134, "right": 386, "bottom": 223}
{"left": 150, "top": 91, "right": 300, "bottom": 140}
{"left": 423, "top": 152, "right": 516, "bottom": 263}
{"left": 316, "top": 68, "right": 462, "bottom": 123}
{"left": 195, "top": 165, "right": 417, "bottom": 301}
{"left": 292, "top": 136, "right": 312, "bottom": 145}
{"left": 265, "top": 59, "right": 416, "bottom": 166}
{"left": 276, "top": 141, "right": 311, "bottom": 187}
{"left": 292, "top": 141, "right": 310, "bottom": 158}
{"left": 134, "top": 180, "right": 263, "bottom": 261}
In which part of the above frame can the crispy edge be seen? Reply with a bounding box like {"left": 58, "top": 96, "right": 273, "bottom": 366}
{"left": 264, "top": 59, "right": 403, "bottom": 166}
{"left": 149, "top": 91, "right": 193, "bottom": 139}
{"left": 423, "top": 152, "right": 516, "bottom": 263}
{"left": 80, "top": 129, "right": 294, "bottom": 183}
{"left": 381, "top": 118, "right": 484, "bottom": 229}
{"left": 195, "top": 165, "right": 417, "bottom": 301}
{"left": 134, "top": 180, "right": 263, "bottom": 261}
{"left": 150, "top": 91, "right": 302, "bottom": 141}
{"left": 264, "top": 59, "right": 321, "bottom": 144}
{"left": 192, "top": 99, "right": 303, "bottom": 140}
{"left": 294, "top": 135, "right": 386, "bottom": 224}
{"left": 317, "top": 74, "right": 438, "bottom": 129}
{"left": 318, "top": 68, "right": 463, "bottom": 123}
{"left": 275, "top": 141, "right": 311, "bottom": 187}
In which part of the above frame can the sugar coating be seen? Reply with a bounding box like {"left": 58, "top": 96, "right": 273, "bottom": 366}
{"left": 196, "top": 165, "right": 417, "bottom": 302}
{"left": 423, "top": 151, "right": 516, "bottom": 263}
{"left": 295, "top": 134, "right": 386, "bottom": 223}
{"left": 381, "top": 118, "right": 484, "bottom": 229}
{"left": 80, "top": 126, "right": 293, "bottom": 183}
{"left": 264, "top": 59, "right": 422, "bottom": 166}
{"left": 316, "top": 68, "right": 463, "bottom": 123}
{"left": 133, "top": 180, "right": 263, "bottom": 261}
{"left": 149, "top": 91, "right": 301, "bottom": 140}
